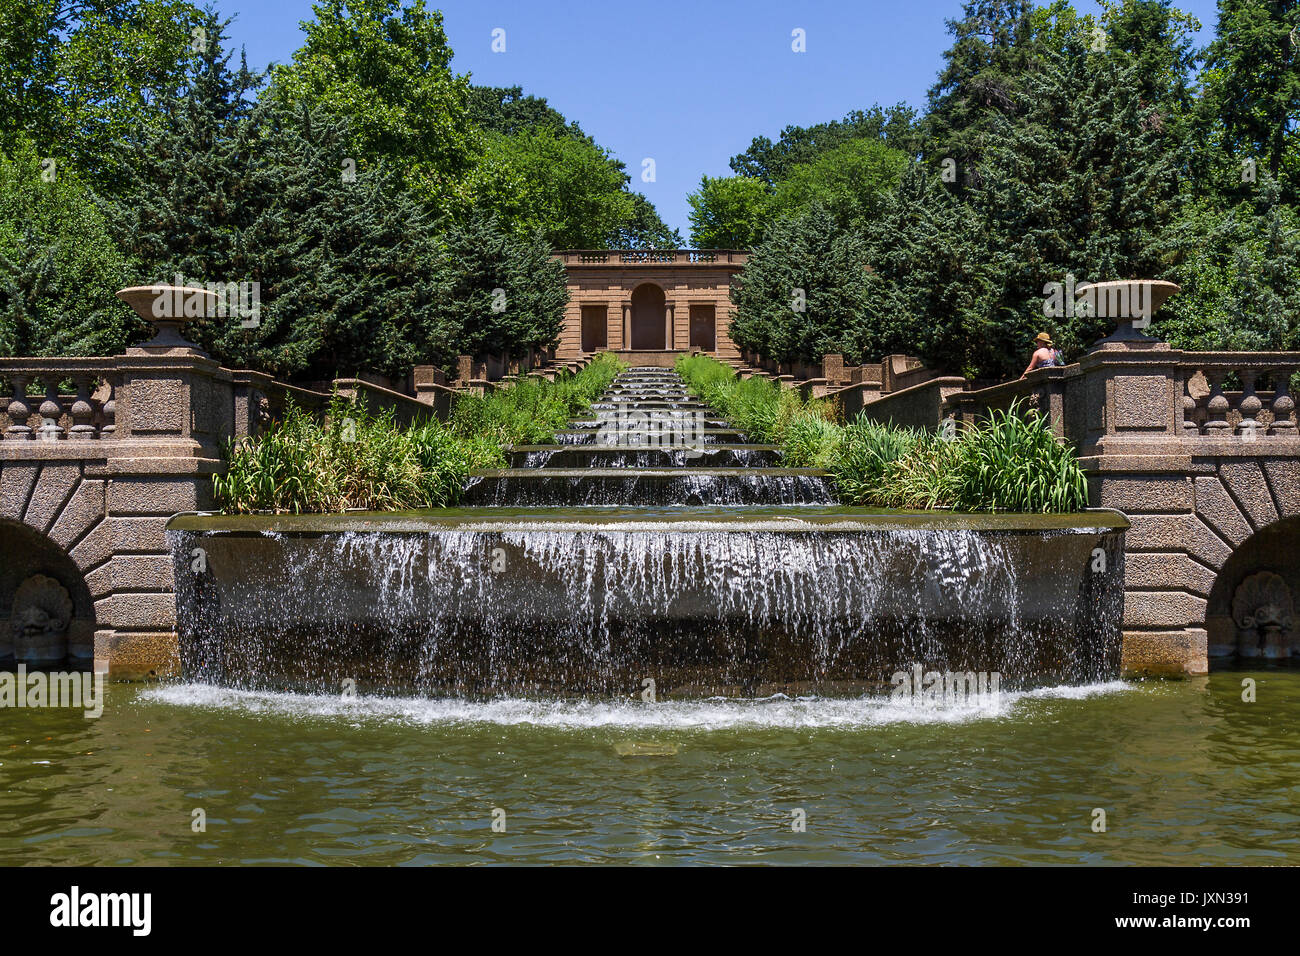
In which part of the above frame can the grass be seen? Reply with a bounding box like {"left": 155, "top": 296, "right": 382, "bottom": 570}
{"left": 213, "top": 353, "right": 624, "bottom": 514}
{"left": 676, "top": 353, "right": 1089, "bottom": 513}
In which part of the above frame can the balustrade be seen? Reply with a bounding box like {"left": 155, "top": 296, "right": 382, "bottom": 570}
{"left": 0, "top": 360, "right": 117, "bottom": 441}
{"left": 1179, "top": 355, "right": 1298, "bottom": 437}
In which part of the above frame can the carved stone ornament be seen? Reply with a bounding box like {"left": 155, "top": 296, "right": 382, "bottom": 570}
{"left": 1232, "top": 571, "right": 1295, "bottom": 659}
{"left": 11, "top": 573, "right": 74, "bottom": 664}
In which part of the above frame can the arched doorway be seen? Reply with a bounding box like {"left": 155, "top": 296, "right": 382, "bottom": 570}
{"left": 1205, "top": 516, "right": 1300, "bottom": 665}
{"left": 630, "top": 284, "right": 666, "bottom": 350}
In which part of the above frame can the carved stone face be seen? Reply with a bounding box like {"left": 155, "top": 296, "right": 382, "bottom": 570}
{"left": 8, "top": 574, "right": 73, "bottom": 662}
{"left": 1232, "top": 572, "right": 1295, "bottom": 657}
{"left": 14, "top": 603, "right": 58, "bottom": 639}
{"left": 1246, "top": 604, "right": 1289, "bottom": 633}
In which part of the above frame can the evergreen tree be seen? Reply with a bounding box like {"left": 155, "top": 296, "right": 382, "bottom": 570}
{"left": 435, "top": 211, "right": 568, "bottom": 361}
{"left": 923, "top": 0, "right": 1041, "bottom": 183}
{"left": 729, "top": 204, "right": 873, "bottom": 363}
{"left": 101, "top": 11, "right": 260, "bottom": 313}
{"left": 973, "top": 38, "right": 1183, "bottom": 361}
{"left": 1200, "top": 0, "right": 1300, "bottom": 198}
{"left": 857, "top": 164, "right": 1006, "bottom": 376}
{"left": 1158, "top": 174, "right": 1300, "bottom": 351}
{"left": 233, "top": 102, "right": 452, "bottom": 380}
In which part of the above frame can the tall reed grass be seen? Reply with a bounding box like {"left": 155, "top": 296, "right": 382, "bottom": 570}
{"left": 214, "top": 354, "right": 624, "bottom": 514}
{"left": 676, "top": 354, "right": 1088, "bottom": 513}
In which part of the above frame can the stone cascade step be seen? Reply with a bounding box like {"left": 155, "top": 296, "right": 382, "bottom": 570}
{"left": 552, "top": 428, "right": 747, "bottom": 446}
{"left": 461, "top": 468, "right": 836, "bottom": 506}
{"left": 507, "top": 444, "right": 783, "bottom": 469}
{"left": 465, "top": 366, "right": 836, "bottom": 506}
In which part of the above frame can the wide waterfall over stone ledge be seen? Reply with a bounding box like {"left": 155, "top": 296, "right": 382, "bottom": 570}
{"left": 167, "top": 367, "right": 1128, "bottom": 697}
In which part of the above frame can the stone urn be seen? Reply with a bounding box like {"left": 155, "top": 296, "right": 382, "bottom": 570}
{"left": 117, "top": 285, "right": 217, "bottom": 353}
{"left": 1075, "top": 279, "right": 1180, "bottom": 346}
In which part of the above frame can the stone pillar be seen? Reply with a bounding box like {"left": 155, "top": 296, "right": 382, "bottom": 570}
{"left": 1075, "top": 342, "right": 1206, "bottom": 678}
{"left": 665, "top": 303, "right": 674, "bottom": 350}
{"left": 622, "top": 302, "right": 631, "bottom": 350}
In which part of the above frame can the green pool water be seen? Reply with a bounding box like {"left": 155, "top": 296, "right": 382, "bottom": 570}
{"left": 2, "top": 670, "right": 1297, "bottom": 865}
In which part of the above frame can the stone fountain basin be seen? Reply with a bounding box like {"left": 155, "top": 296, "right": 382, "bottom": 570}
{"left": 167, "top": 507, "right": 1128, "bottom": 696}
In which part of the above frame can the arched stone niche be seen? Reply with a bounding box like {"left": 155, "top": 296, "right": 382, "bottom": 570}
{"left": 0, "top": 518, "right": 96, "bottom": 667}
{"left": 1206, "top": 516, "right": 1300, "bottom": 663}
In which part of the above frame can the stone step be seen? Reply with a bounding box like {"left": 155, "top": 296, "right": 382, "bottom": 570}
{"left": 588, "top": 401, "right": 713, "bottom": 411}
{"left": 462, "top": 468, "right": 836, "bottom": 507}
{"left": 552, "top": 428, "right": 747, "bottom": 445}
{"left": 506, "top": 444, "right": 783, "bottom": 468}
{"left": 568, "top": 417, "right": 732, "bottom": 430}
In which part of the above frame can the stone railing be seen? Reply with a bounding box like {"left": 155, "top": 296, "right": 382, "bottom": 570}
{"left": 939, "top": 349, "right": 1300, "bottom": 454}
{"left": 1177, "top": 353, "right": 1297, "bottom": 437}
{"left": 554, "top": 250, "right": 749, "bottom": 267}
{"left": 2, "top": 359, "right": 120, "bottom": 440}
{"left": 449, "top": 346, "right": 598, "bottom": 392}
{"left": 944, "top": 366, "right": 1070, "bottom": 437}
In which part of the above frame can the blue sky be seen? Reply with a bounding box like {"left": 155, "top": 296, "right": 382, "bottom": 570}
{"left": 215, "top": 0, "right": 1223, "bottom": 239}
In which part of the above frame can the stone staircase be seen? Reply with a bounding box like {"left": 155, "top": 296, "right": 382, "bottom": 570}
{"left": 462, "top": 366, "right": 836, "bottom": 506}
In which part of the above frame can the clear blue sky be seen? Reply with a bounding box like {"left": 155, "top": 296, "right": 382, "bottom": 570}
{"left": 214, "top": 0, "right": 1222, "bottom": 240}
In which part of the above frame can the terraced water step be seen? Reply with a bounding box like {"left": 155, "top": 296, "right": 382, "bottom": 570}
{"left": 589, "top": 400, "right": 714, "bottom": 410}
{"left": 507, "top": 444, "right": 782, "bottom": 468}
{"left": 552, "top": 428, "right": 748, "bottom": 445}
{"left": 462, "top": 468, "right": 836, "bottom": 507}
{"left": 569, "top": 416, "right": 732, "bottom": 429}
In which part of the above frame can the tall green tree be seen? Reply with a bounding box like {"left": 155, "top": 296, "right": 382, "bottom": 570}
{"left": 1158, "top": 174, "right": 1300, "bottom": 351}
{"left": 0, "top": 137, "right": 135, "bottom": 357}
{"left": 856, "top": 164, "right": 1006, "bottom": 376}
{"left": 467, "top": 84, "right": 678, "bottom": 248}
{"left": 0, "top": 0, "right": 207, "bottom": 193}
{"left": 923, "top": 0, "right": 1041, "bottom": 183}
{"left": 729, "top": 204, "right": 873, "bottom": 363}
{"left": 1199, "top": 0, "right": 1300, "bottom": 198}
{"left": 769, "top": 138, "right": 909, "bottom": 229}
{"left": 972, "top": 39, "right": 1183, "bottom": 360}
{"left": 100, "top": 13, "right": 260, "bottom": 313}
{"left": 270, "top": 0, "right": 476, "bottom": 207}
{"left": 688, "top": 175, "right": 771, "bottom": 249}
{"left": 436, "top": 211, "right": 568, "bottom": 361}
{"left": 729, "top": 104, "right": 919, "bottom": 184}
{"left": 233, "top": 103, "right": 454, "bottom": 380}
{"left": 469, "top": 127, "right": 640, "bottom": 249}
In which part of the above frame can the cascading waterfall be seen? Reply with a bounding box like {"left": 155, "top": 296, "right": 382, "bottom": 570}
{"left": 169, "top": 366, "right": 1128, "bottom": 697}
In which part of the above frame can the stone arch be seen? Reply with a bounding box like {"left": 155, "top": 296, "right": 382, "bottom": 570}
{"left": 629, "top": 282, "right": 667, "bottom": 350}
{"left": 0, "top": 516, "right": 98, "bottom": 666}
{"left": 1204, "top": 515, "right": 1300, "bottom": 665}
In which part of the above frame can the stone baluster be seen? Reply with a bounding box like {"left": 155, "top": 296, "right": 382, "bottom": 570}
{"left": 1236, "top": 368, "right": 1261, "bottom": 437}
{"left": 1181, "top": 373, "right": 1199, "bottom": 435}
{"left": 99, "top": 377, "right": 117, "bottom": 437}
{"left": 1270, "top": 368, "right": 1296, "bottom": 434}
{"left": 6, "top": 375, "right": 32, "bottom": 439}
{"left": 1204, "top": 370, "right": 1231, "bottom": 433}
{"left": 69, "top": 374, "right": 97, "bottom": 439}
{"left": 38, "top": 380, "right": 65, "bottom": 440}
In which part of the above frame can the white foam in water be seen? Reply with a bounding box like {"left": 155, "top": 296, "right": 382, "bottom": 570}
{"left": 138, "top": 681, "right": 1131, "bottom": 730}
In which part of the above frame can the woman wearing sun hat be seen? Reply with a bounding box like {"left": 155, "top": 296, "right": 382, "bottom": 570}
{"left": 1020, "top": 331, "right": 1063, "bottom": 379}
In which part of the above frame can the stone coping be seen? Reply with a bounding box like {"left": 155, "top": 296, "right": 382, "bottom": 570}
{"left": 168, "top": 506, "right": 1130, "bottom": 534}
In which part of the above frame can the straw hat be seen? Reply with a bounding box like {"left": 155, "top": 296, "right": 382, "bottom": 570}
{"left": 1034, "top": 332, "right": 1054, "bottom": 347}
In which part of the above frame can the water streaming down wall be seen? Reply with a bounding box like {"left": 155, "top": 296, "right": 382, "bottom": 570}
{"left": 461, "top": 470, "right": 838, "bottom": 506}
{"left": 168, "top": 515, "right": 1126, "bottom": 697}
{"left": 170, "top": 366, "right": 1128, "bottom": 697}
